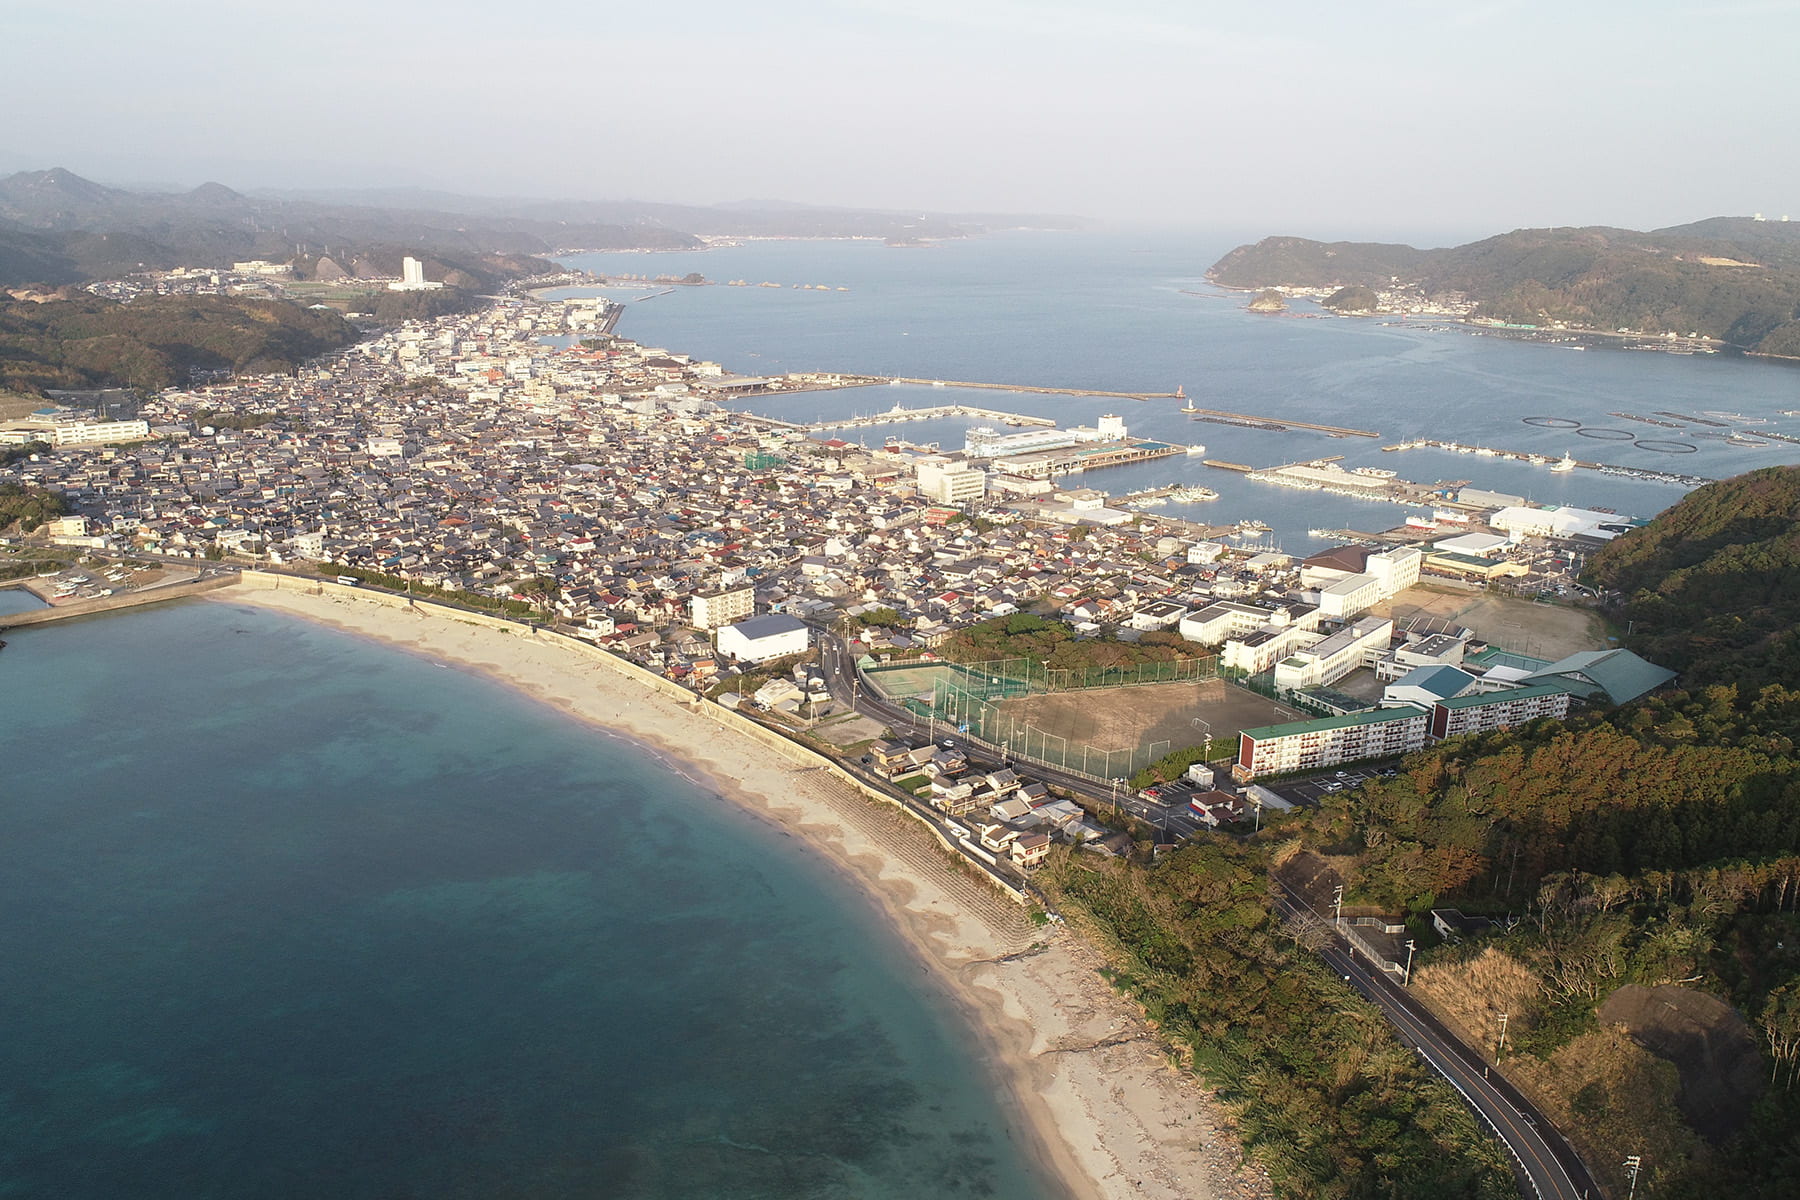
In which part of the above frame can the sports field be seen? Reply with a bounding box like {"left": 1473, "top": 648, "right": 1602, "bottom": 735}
{"left": 993, "top": 678, "right": 1302, "bottom": 762}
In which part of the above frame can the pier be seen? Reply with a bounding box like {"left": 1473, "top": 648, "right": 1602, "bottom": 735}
{"left": 805, "top": 404, "right": 1057, "bottom": 433}
{"left": 882, "top": 377, "right": 1182, "bottom": 400}
{"left": 1379, "top": 440, "right": 1712, "bottom": 486}
{"left": 1182, "top": 407, "right": 1381, "bottom": 439}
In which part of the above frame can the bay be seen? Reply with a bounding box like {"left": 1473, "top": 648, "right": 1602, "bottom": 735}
{"left": 0, "top": 601, "right": 1053, "bottom": 1199}
{"left": 556, "top": 232, "right": 1800, "bottom": 552}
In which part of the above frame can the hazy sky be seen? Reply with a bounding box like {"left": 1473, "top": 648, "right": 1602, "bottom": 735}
{"left": 7, "top": 0, "right": 1797, "bottom": 239}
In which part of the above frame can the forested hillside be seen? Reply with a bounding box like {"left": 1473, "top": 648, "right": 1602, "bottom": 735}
{"left": 1588, "top": 465, "right": 1800, "bottom": 689}
{"left": 1209, "top": 221, "right": 1800, "bottom": 354}
{"left": 1052, "top": 468, "right": 1800, "bottom": 1199}
{"left": 0, "top": 293, "right": 355, "bottom": 394}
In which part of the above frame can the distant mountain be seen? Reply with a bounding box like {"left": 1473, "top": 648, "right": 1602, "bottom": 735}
{"left": 0, "top": 168, "right": 699, "bottom": 287}
{"left": 0, "top": 168, "right": 1087, "bottom": 288}
{"left": 1209, "top": 219, "right": 1800, "bottom": 355}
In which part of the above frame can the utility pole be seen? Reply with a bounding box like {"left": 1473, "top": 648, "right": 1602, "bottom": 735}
{"left": 1403, "top": 938, "right": 1417, "bottom": 986}
{"left": 1332, "top": 885, "right": 1345, "bottom": 927}
{"left": 1623, "top": 1155, "right": 1642, "bottom": 1200}
{"left": 1496, "top": 1011, "right": 1509, "bottom": 1060}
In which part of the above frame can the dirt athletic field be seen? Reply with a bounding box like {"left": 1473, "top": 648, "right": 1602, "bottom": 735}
{"left": 994, "top": 678, "right": 1302, "bottom": 759}
{"left": 1375, "top": 587, "right": 1610, "bottom": 661}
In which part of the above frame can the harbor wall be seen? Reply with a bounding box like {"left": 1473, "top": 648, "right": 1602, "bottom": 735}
{"left": 0, "top": 575, "right": 237, "bottom": 627}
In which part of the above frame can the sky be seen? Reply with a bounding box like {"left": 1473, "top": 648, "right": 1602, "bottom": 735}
{"left": 5, "top": 0, "right": 1798, "bottom": 240}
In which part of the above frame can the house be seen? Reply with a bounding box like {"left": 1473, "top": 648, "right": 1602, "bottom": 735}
{"left": 1188, "top": 790, "right": 1248, "bottom": 827}
{"left": 1012, "top": 832, "right": 1052, "bottom": 868}
{"left": 870, "top": 739, "right": 914, "bottom": 773}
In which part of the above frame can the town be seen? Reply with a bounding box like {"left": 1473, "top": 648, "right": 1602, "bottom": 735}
{"left": 1, "top": 285, "right": 1677, "bottom": 894}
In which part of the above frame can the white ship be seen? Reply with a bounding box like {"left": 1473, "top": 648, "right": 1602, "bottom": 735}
{"left": 1549, "top": 453, "right": 1577, "bottom": 472}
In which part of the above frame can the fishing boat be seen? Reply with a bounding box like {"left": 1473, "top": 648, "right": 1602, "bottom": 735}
{"left": 1549, "top": 453, "right": 1577, "bottom": 472}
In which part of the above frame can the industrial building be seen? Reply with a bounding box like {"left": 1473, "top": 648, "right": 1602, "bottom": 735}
{"left": 715, "top": 614, "right": 809, "bottom": 664}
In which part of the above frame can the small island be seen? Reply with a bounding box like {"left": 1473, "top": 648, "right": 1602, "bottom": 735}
{"left": 1247, "top": 288, "right": 1286, "bottom": 313}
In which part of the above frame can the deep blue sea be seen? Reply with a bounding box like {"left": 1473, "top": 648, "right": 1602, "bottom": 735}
{"left": 557, "top": 232, "right": 1800, "bottom": 553}
{"left": 0, "top": 602, "right": 1055, "bottom": 1199}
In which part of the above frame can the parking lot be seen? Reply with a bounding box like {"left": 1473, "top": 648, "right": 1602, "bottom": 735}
{"left": 1268, "top": 764, "right": 1396, "bottom": 807}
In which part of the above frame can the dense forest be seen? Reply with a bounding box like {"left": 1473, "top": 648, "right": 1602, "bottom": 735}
{"left": 1047, "top": 471, "right": 1800, "bottom": 1198}
{"left": 0, "top": 293, "right": 355, "bottom": 394}
{"left": 1587, "top": 466, "right": 1800, "bottom": 689}
{"left": 1209, "top": 220, "right": 1800, "bottom": 354}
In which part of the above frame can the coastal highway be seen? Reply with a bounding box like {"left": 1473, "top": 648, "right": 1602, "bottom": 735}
{"left": 1272, "top": 885, "right": 1600, "bottom": 1200}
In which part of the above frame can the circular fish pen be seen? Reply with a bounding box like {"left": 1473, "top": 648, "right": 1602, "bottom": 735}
{"left": 1523, "top": 416, "right": 1582, "bottom": 428}
{"left": 1633, "top": 439, "right": 1699, "bottom": 454}
{"left": 1576, "top": 426, "right": 1636, "bottom": 440}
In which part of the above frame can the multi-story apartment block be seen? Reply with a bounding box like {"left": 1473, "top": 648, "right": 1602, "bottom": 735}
{"left": 1428, "top": 683, "right": 1571, "bottom": 740}
{"left": 1235, "top": 706, "right": 1430, "bottom": 780}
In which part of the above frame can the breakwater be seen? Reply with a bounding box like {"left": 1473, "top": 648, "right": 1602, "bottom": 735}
{"left": 1381, "top": 439, "right": 1712, "bottom": 486}
{"left": 808, "top": 404, "right": 1057, "bottom": 432}
{"left": 883, "top": 376, "right": 1182, "bottom": 400}
{"left": 1184, "top": 406, "right": 1381, "bottom": 438}
{"left": 0, "top": 575, "right": 238, "bottom": 628}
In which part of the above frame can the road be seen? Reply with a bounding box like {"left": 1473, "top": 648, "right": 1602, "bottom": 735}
{"left": 1272, "top": 885, "right": 1601, "bottom": 1200}
{"left": 812, "top": 624, "right": 1126, "bottom": 806}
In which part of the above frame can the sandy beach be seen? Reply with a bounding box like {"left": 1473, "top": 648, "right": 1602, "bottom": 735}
{"left": 214, "top": 582, "right": 1269, "bottom": 1200}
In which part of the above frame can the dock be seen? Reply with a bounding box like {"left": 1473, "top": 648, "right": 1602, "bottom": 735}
{"left": 1380, "top": 439, "right": 1712, "bottom": 486}
{"left": 806, "top": 404, "right": 1057, "bottom": 433}
{"left": 1182, "top": 407, "right": 1381, "bottom": 438}
{"left": 883, "top": 377, "right": 1181, "bottom": 400}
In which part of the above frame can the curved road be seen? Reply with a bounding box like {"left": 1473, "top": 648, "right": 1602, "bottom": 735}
{"left": 1273, "top": 886, "right": 1600, "bottom": 1200}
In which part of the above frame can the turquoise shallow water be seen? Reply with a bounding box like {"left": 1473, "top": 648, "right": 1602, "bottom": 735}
{"left": 0, "top": 601, "right": 1054, "bottom": 1199}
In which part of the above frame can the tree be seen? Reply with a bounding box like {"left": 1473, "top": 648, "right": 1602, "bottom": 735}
{"left": 1763, "top": 981, "right": 1800, "bottom": 1089}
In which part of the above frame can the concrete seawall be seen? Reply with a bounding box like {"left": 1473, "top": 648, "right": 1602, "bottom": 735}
{"left": 230, "top": 571, "right": 1030, "bottom": 903}
{"left": 0, "top": 575, "right": 238, "bottom": 628}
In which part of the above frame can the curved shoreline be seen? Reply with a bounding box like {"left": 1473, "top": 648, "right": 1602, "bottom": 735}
{"left": 210, "top": 582, "right": 1268, "bottom": 1200}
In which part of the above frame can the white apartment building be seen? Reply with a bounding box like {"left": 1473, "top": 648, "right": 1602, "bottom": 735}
{"left": 52, "top": 420, "right": 150, "bottom": 447}
{"left": 691, "top": 583, "right": 756, "bottom": 630}
{"left": 915, "top": 458, "right": 987, "bottom": 505}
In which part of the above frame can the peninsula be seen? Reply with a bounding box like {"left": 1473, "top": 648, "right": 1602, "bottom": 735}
{"left": 1210, "top": 217, "right": 1800, "bottom": 356}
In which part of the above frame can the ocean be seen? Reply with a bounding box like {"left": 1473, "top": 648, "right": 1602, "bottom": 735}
{"left": 555, "top": 231, "right": 1800, "bottom": 552}
{"left": 0, "top": 602, "right": 1055, "bottom": 1199}
{"left": 10, "top": 230, "right": 1800, "bottom": 1198}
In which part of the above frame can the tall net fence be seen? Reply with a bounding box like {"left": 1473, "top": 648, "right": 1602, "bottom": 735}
{"left": 863, "top": 655, "right": 1216, "bottom": 780}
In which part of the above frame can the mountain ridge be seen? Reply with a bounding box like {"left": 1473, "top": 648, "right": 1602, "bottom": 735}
{"left": 1209, "top": 220, "right": 1800, "bottom": 354}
